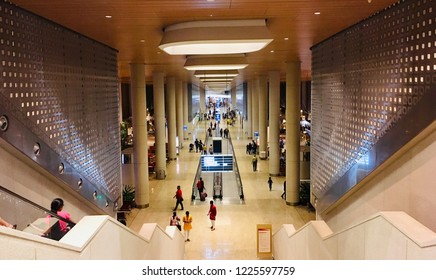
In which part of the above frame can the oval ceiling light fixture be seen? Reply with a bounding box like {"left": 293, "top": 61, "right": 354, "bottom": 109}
{"left": 184, "top": 54, "right": 248, "bottom": 71}
{"left": 159, "top": 19, "right": 273, "bottom": 55}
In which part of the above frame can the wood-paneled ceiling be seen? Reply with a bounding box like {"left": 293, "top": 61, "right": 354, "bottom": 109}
{"left": 10, "top": 0, "right": 398, "bottom": 86}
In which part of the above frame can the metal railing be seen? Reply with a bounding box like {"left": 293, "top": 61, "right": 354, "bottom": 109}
{"left": 227, "top": 134, "right": 244, "bottom": 199}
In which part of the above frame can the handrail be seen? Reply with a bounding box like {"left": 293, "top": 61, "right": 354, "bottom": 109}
{"left": 227, "top": 134, "right": 244, "bottom": 199}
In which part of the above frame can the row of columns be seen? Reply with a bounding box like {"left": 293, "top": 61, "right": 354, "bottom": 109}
{"left": 245, "top": 62, "right": 301, "bottom": 205}
{"left": 130, "top": 61, "right": 301, "bottom": 208}
{"left": 130, "top": 65, "right": 191, "bottom": 208}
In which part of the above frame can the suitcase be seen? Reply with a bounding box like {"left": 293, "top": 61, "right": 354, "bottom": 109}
{"left": 200, "top": 191, "right": 207, "bottom": 201}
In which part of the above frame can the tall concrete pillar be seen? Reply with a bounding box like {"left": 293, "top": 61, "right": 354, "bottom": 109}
{"left": 246, "top": 80, "right": 253, "bottom": 139}
{"left": 153, "top": 72, "right": 166, "bottom": 179}
{"left": 176, "top": 79, "right": 184, "bottom": 149}
{"left": 231, "top": 86, "right": 236, "bottom": 110}
{"left": 200, "top": 86, "right": 205, "bottom": 120}
{"left": 269, "top": 71, "right": 281, "bottom": 176}
{"left": 258, "top": 75, "right": 268, "bottom": 157}
{"left": 166, "top": 76, "right": 177, "bottom": 160}
{"left": 285, "top": 61, "right": 301, "bottom": 205}
{"left": 183, "top": 82, "right": 189, "bottom": 140}
{"left": 252, "top": 77, "right": 259, "bottom": 140}
{"left": 130, "top": 63, "right": 149, "bottom": 208}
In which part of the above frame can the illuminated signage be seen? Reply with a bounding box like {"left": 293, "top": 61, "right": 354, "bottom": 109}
{"left": 201, "top": 155, "right": 233, "bottom": 172}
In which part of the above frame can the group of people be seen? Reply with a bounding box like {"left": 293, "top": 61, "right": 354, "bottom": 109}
{"left": 265, "top": 177, "right": 287, "bottom": 199}
{"left": 193, "top": 139, "right": 206, "bottom": 154}
{"left": 246, "top": 140, "right": 258, "bottom": 155}
{"left": 219, "top": 127, "right": 230, "bottom": 138}
{"left": 172, "top": 185, "right": 217, "bottom": 241}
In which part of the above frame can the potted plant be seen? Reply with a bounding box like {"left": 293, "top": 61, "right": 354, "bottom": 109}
{"left": 120, "top": 122, "right": 128, "bottom": 150}
{"left": 122, "top": 184, "right": 136, "bottom": 209}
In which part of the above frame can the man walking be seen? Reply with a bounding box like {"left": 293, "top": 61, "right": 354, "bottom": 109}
{"left": 252, "top": 155, "right": 258, "bottom": 171}
{"left": 173, "top": 185, "right": 184, "bottom": 211}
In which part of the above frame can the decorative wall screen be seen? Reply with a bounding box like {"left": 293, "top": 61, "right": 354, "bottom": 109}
{"left": 311, "top": 0, "right": 435, "bottom": 211}
{"left": 0, "top": 1, "right": 120, "bottom": 211}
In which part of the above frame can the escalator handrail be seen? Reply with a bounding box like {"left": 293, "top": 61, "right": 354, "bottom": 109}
{"left": 0, "top": 185, "right": 76, "bottom": 227}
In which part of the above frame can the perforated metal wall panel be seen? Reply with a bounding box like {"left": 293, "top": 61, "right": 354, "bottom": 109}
{"left": 311, "top": 0, "right": 435, "bottom": 211}
{"left": 0, "top": 1, "right": 120, "bottom": 213}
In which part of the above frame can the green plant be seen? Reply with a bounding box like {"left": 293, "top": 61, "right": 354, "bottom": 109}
{"left": 122, "top": 184, "right": 135, "bottom": 202}
{"left": 120, "top": 122, "right": 128, "bottom": 150}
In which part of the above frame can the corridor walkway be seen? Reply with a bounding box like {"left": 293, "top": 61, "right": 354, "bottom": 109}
{"left": 127, "top": 116, "right": 315, "bottom": 260}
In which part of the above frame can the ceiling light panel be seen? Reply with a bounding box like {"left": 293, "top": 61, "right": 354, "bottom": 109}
{"left": 194, "top": 70, "right": 239, "bottom": 78}
{"left": 184, "top": 55, "right": 248, "bottom": 71}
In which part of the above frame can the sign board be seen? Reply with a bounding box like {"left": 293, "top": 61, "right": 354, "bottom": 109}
{"left": 201, "top": 154, "right": 233, "bottom": 172}
{"left": 256, "top": 224, "right": 272, "bottom": 259}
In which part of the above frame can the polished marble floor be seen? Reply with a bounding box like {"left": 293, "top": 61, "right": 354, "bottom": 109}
{"left": 127, "top": 116, "right": 315, "bottom": 260}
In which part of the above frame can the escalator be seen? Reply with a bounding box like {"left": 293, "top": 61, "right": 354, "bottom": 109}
{"left": 0, "top": 185, "right": 75, "bottom": 241}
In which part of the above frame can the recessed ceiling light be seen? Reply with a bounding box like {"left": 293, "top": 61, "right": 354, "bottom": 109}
{"left": 314, "top": 11, "right": 321, "bottom": 15}
{"left": 284, "top": 37, "right": 289, "bottom": 40}
{"left": 105, "top": 15, "right": 112, "bottom": 19}
{"left": 140, "top": 40, "right": 145, "bottom": 43}
{"left": 270, "top": 50, "right": 275, "bottom": 53}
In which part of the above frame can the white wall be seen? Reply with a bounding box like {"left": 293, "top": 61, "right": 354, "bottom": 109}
{"left": 319, "top": 123, "right": 436, "bottom": 233}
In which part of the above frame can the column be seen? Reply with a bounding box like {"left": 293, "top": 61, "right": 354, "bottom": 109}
{"left": 269, "top": 71, "right": 281, "bottom": 176}
{"left": 246, "top": 80, "right": 253, "bottom": 139}
{"left": 231, "top": 86, "right": 236, "bottom": 110}
{"left": 258, "top": 75, "right": 268, "bottom": 157}
{"left": 285, "top": 61, "right": 301, "bottom": 205}
{"left": 252, "top": 77, "right": 259, "bottom": 140}
{"left": 183, "top": 82, "right": 189, "bottom": 140}
{"left": 153, "top": 72, "right": 166, "bottom": 179}
{"left": 200, "top": 85, "right": 205, "bottom": 121}
{"left": 166, "top": 76, "right": 177, "bottom": 160}
{"left": 176, "top": 79, "right": 184, "bottom": 148}
{"left": 130, "top": 63, "right": 149, "bottom": 208}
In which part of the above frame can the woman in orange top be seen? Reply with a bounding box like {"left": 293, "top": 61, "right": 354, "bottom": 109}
{"left": 183, "top": 211, "right": 192, "bottom": 242}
